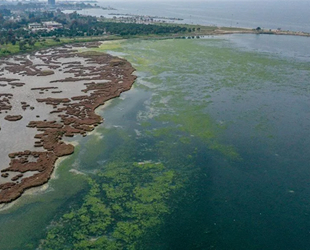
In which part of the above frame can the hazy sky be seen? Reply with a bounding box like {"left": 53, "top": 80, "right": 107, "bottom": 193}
{"left": 104, "top": 0, "right": 285, "bottom": 1}
{"left": 102, "top": 0, "right": 298, "bottom": 2}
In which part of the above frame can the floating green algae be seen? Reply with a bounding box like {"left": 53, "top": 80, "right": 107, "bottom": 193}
{"left": 40, "top": 161, "right": 183, "bottom": 250}
{"left": 0, "top": 146, "right": 88, "bottom": 250}
{"left": 2, "top": 35, "right": 310, "bottom": 250}
{"left": 98, "top": 40, "right": 126, "bottom": 51}
{"left": 40, "top": 106, "right": 219, "bottom": 249}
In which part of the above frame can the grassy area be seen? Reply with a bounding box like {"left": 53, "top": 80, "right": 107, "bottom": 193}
{"left": 0, "top": 35, "right": 120, "bottom": 58}
{"left": 0, "top": 24, "right": 255, "bottom": 58}
{"left": 0, "top": 43, "right": 20, "bottom": 56}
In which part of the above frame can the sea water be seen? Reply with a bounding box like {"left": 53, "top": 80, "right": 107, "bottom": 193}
{"left": 72, "top": 0, "right": 310, "bottom": 32}
{"left": 0, "top": 34, "right": 309, "bottom": 249}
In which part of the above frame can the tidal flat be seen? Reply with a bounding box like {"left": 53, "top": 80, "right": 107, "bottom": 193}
{"left": 0, "top": 35, "right": 310, "bottom": 249}
{"left": 0, "top": 43, "right": 136, "bottom": 203}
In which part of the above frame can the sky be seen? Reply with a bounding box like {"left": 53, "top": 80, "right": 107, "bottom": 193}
{"left": 99, "top": 0, "right": 297, "bottom": 1}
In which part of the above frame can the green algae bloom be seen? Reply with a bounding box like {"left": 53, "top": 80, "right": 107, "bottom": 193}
{"left": 40, "top": 162, "right": 182, "bottom": 250}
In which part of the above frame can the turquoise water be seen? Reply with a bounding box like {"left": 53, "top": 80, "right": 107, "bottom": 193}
{"left": 0, "top": 35, "right": 310, "bottom": 249}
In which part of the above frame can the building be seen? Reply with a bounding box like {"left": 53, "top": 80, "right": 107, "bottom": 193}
{"left": 28, "top": 23, "right": 42, "bottom": 30}
{"left": 42, "top": 21, "right": 63, "bottom": 30}
{"left": 28, "top": 21, "right": 63, "bottom": 31}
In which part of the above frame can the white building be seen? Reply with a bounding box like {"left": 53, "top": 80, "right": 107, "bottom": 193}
{"left": 42, "top": 21, "right": 63, "bottom": 30}
{"left": 28, "top": 23, "right": 42, "bottom": 30}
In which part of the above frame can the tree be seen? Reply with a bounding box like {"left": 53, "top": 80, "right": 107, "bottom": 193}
{"left": 19, "top": 41, "right": 26, "bottom": 51}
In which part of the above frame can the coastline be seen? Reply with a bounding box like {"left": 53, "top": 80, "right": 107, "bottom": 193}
{"left": 0, "top": 140, "right": 79, "bottom": 212}
{"left": 1, "top": 24, "right": 309, "bottom": 60}
{"left": 0, "top": 24, "right": 309, "bottom": 250}
{"left": 0, "top": 43, "right": 137, "bottom": 204}
{"left": 0, "top": 26, "right": 309, "bottom": 205}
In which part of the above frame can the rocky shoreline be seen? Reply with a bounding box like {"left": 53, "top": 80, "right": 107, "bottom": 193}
{"left": 0, "top": 43, "right": 136, "bottom": 203}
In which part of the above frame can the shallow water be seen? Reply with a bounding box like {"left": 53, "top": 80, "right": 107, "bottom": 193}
{"left": 0, "top": 49, "right": 114, "bottom": 183}
{"left": 0, "top": 35, "right": 310, "bottom": 249}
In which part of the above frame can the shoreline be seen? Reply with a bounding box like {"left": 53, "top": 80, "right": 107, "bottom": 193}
{"left": 0, "top": 43, "right": 137, "bottom": 204}
{"left": 1, "top": 24, "right": 309, "bottom": 60}
{"left": 0, "top": 26, "right": 308, "bottom": 205}
{"left": 0, "top": 141, "right": 78, "bottom": 212}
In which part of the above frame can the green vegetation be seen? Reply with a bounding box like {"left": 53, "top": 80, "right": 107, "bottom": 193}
{"left": 101, "top": 22, "right": 187, "bottom": 36}
{"left": 39, "top": 106, "right": 229, "bottom": 249}
{"left": 0, "top": 146, "right": 89, "bottom": 250}
{"left": 0, "top": 35, "right": 119, "bottom": 57}
{"left": 2, "top": 33, "right": 299, "bottom": 249}
{"left": 0, "top": 21, "right": 308, "bottom": 249}
{"left": 0, "top": 5, "right": 255, "bottom": 58}
{"left": 40, "top": 161, "right": 182, "bottom": 250}
{"left": 38, "top": 118, "right": 219, "bottom": 249}
{"left": 154, "top": 110, "right": 240, "bottom": 160}
{"left": 0, "top": 9, "right": 189, "bottom": 57}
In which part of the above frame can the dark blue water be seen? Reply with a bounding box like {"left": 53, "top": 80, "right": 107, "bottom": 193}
{"left": 92, "top": 36, "right": 310, "bottom": 250}
{"left": 1, "top": 2, "right": 310, "bottom": 249}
